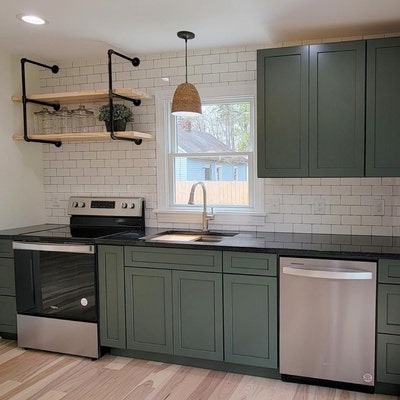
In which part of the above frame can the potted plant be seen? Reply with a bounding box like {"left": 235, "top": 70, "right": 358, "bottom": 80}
{"left": 97, "top": 103, "right": 134, "bottom": 132}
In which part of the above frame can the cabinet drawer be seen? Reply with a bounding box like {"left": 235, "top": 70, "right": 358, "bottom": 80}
{"left": 377, "top": 334, "right": 400, "bottom": 385}
{"left": 378, "top": 284, "right": 400, "bottom": 335}
{"left": 0, "top": 239, "right": 13, "bottom": 258}
{"left": 379, "top": 259, "right": 400, "bottom": 284}
{"left": 223, "top": 251, "right": 277, "bottom": 276}
{"left": 0, "top": 295, "right": 17, "bottom": 334}
{"left": 0, "top": 258, "right": 15, "bottom": 296}
{"left": 125, "top": 246, "right": 222, "bottom": 272}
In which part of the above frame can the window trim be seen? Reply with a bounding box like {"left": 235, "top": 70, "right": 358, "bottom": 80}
{"left": 155, "top": 84, "right": 265, "bottom": 227}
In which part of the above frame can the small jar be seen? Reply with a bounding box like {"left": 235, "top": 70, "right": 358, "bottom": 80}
{"left": 34, "top": 107, "right": 54, "bottom": 134}
{"left": 54, "top": 106, "right": 72, "bottom": 133}
{"left": 71, "top": 105, "right": 95, "bottom": 133}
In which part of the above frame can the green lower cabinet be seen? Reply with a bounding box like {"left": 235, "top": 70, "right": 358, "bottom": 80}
{"left": 98, "top": 245, "right": 126, "bottom": 349}
{"left": 0, "top": 258, "right": 15, "bottom": 296}
{"left": 172, "top": 270, "right": 223, "bottom": 361}
{"left": 378, "top": 284, "right": 400, "bottom": 335}
{"left": 223, "top": 274, "right": 277, "bottom": 368}
{"left": 125, "top": 268, "right": 173, "bottom": 354}
{"left": 377, "top": 334, "right": 400, "bottom": 384}
{"left": 0, "top": 295, "right": 17, "bottom": 333}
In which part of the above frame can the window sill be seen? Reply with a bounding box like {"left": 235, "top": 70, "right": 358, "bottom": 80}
{"left": 154, "top": 209, "right": 266, "bottom": 227}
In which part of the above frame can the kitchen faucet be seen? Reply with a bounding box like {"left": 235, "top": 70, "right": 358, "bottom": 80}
{"left": 188, "top": 181, "right": 214, "bottom": 232}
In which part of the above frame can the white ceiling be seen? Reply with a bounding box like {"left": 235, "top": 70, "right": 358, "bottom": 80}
{"left": 2, "top": 0, "right": 400, "bottom": 62}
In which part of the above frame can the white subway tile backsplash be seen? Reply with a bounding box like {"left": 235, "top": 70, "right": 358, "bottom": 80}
{"left": 39, "top": 41, "right": 400, "bottom": 235}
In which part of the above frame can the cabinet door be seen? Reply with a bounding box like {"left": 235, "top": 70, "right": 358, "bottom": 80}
{"left": 377, "top": 334, "right": 400, "bottom": 385}
{"left": 0, "top": 239, "right": 13, "bottom": 258}
{"left": 0, "top": 295, "right": 17, "bottom": 333}
{"left": 172, "top": 270, "right": 223, "bottom": 361}
{"left": 309, "top": 41, "right": 365, "bottom": 177}
{"left": 257, "top": 46, "right": 309, "bottom": 177}
{"left": 98, "top": 245, "right": 126, "bottom": 348}
{"left": 224, "top": 274, "right": 277, "bottom": 368}
{"left": 378, "top": 284, "right": 400, "bottom": 335}
{"left": 0, "top": 258, "right": 15, "bottom": 296}
{"left": 125, "top": 268, "right": 173, "bottom": 354}
{"left": 366, "top": 37, "right": 400, "bottom": 176}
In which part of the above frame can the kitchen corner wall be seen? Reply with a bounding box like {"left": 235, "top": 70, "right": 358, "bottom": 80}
{"left": 41, "top": 32, "right": 400, "bottom": 236}
{"left": 0, "top": 49, "right": 45, "bottom": 229}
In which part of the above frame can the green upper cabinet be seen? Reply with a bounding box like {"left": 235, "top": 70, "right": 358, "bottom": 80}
{"left": 309, "top": 41, "right": 365, "bottom": 177}
{"left": 257, "top": 41, "right": 366, "bottom": 178}
{"left": 257, "top": 46, "right": 309, "bottom": 177}
{"left": 366, "top": 37, "right": 400, "bottom": 176}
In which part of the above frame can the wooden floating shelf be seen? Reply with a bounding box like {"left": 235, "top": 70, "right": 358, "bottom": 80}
{"left": 12, "top": 131, "right": 153, "bottom": 143}
{"left": 11, "top": 88, "right": 152, "bottom": 105}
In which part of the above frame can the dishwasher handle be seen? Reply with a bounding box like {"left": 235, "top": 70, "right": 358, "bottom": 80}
{"left": 282, "top": 265, "right": 373, "bottom": 280}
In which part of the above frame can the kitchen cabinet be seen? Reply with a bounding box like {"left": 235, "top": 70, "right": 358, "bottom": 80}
{"left": 0, "top": 239, "right": 16, "bottom": 334}
{"left": 376, "top": 258, "right": 400, "bottom": 386}
{"left": 223, "top": 251, "right": 277, "bottom": 368}
{"left": 12, "top": 88, "right": 153, "bottom": 144}
{"left": 258, "top": 39, "right": 400, "bottom": 178}
{"left": 366, "top": 37, "right": 400, "bottom": 176}
{"left": 125, "top": 267, "right": 173, "bottom": 354}
{"left": 98, "top": 245, "right": 126, "bottom": 349}
{"left": 224, "top": 274, "right": 277, "bottom": 368}
{"left": 309, "top": 41, "right": 365, "bottom": 176}
{"left": 257, "top": 46, "right": 309, "bottom": 177}
{"left": 172, "top": 270, "right": 223, "bottom": 361}
{"left": 124, "top": 246, "right": 223, "bottom": 361}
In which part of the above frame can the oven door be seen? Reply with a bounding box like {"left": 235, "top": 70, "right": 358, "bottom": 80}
{"left": 13, "top": 242, "right": 97, "bottom": 323}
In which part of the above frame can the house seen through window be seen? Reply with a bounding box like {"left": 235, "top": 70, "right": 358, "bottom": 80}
{"left": 170, "top": 100, "right": 253, "bottom": 209}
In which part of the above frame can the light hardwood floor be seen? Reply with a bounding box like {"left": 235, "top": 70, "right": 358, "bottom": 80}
{"left": 0, "top": 339, "right": 398, "bottom": 400}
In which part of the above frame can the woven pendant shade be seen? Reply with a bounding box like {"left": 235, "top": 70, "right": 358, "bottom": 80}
{"left": 171, "top": 82, "right": 202, "bottom": 116}
{"left": 171, "top": 31, "right": 202, "bottom": 117}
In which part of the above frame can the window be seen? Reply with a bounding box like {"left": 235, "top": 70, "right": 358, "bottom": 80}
{"left": 156, "top": 85, "right": 264, "bottom": 225}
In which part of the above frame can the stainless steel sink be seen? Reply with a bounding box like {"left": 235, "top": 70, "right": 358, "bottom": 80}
{"left": 143, "top": 230, "right": 238, "bottom": 243}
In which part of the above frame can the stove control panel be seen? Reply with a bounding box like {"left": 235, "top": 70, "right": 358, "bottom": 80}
{"left": 68, "top": 196, "right": 144, "bottom": 217}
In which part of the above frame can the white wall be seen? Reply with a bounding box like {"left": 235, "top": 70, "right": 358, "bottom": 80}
{"left": 0, "top": 50, "right": 45, "bottom": 229}
{"left": 40, "top": 32, "right": 400, "bottom": 236}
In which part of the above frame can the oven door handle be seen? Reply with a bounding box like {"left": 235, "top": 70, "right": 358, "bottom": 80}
{"left": 12, "top": 241, "right": 95, "bottom": 254}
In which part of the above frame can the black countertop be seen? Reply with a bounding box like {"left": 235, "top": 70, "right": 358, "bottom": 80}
{"left": 96, "top": 227, "right": 400, "bottom": 260}
{"left": 0, "top": 224, "right": 64, "bottom": 239}
{"left": 2, "top": 224, "right": 400, "bottom": 260}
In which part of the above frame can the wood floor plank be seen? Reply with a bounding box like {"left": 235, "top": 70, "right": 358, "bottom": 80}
{"left": 0, "top": 340, "right": 398, "bottom": 400}
{"left": 36, "top": 390, "right": 67, "bottom": 400}
{"left": 0, "top": 380, "right": 22, "bottom": 396}
{"left": 143, "top": 365, "right": 206, "bottom": 400}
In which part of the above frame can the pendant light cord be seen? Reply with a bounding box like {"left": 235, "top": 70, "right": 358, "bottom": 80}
{"left": 185, "top": 38, "right": 188, "bottom": 83}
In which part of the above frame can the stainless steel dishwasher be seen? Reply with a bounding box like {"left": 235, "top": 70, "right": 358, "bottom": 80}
{"left": 279, "top": 257, "right": 376, "bottom": 391}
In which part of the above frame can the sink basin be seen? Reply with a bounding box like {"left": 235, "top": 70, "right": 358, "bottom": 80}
{"left": 143, "top": 230, "right": 238, "bottom": 243}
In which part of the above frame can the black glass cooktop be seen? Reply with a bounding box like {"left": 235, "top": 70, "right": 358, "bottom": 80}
{"left": 16, "top": 225, "right": 144, "bottom": 242}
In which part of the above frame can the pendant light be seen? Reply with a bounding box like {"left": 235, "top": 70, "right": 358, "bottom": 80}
{"left": 171, "top": 31, "right": 202, "bottom": 116}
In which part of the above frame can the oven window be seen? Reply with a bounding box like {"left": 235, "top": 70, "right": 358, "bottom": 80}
{"left": 15, "top": 250, "right": 97, "bottom": 322}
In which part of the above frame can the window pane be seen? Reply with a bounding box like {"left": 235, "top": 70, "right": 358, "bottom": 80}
{"left": 174, "top": 155, "right": 249, "bottom": 206}
{"left": 175, "top": 102, "right": 251, "bottom": 153}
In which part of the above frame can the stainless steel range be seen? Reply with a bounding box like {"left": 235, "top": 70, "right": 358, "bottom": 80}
{"left": 12, "top": 196, "right": 145, "bottom": 358}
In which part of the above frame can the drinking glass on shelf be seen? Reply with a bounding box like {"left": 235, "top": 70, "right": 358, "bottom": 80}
{"left": 71, "top": 105, "right": 95, "bottom": 133}
{"left": 34, "top": 107, "right": 54, "bottom": 134}
{"left": 54, "top": 106, "right": 72, "bottom": 133}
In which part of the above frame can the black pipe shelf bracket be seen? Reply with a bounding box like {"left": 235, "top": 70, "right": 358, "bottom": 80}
{"left": 21, "top": 58, "right": 62, "bottom": 147}
{"left": 108, "top": 49, "right": 143, "bottom": 145}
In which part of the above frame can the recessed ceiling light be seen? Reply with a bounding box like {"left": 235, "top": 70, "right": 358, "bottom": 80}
{"left": 17, "top": 13, "right": 48, "bottom": 25}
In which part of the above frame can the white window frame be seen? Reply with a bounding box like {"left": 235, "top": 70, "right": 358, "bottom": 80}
{"left": 155, "top": 84, "right": 265, "bottom": 227}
